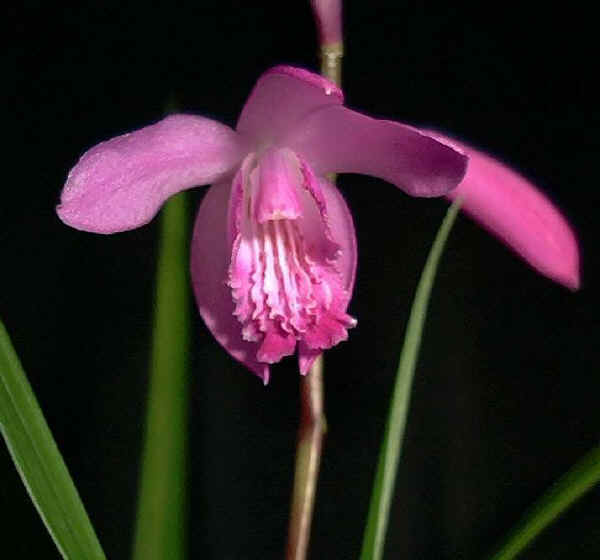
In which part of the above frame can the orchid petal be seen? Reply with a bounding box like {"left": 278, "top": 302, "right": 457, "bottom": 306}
{"left": 57, "top": 115, "right": 248, "bottom": 234}
{"left": 236, "top": 66, "right": 343, "bottom": 148}
{"left": 426, "top": 131, "right": 580, "bottom": 289}
{"left": 253, "top": 148, "right": 303, "bottom": 223}
{"left": 297, "top": 174, "right": 357, "bottom": 373}
{"left": 284, "top": 105, "right": 468, "bottom": 197}
{"left": 312, "top": 175, "right": 357, "bottom": 293}
{"left": 191, "top": 179, "right": 271, "bottom": 383}
{"left": 191, "top": 171, "right": 357, "bottom": 383}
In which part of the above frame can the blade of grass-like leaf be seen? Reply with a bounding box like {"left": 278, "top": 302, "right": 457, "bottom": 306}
{"left": 132, "top": 191, "right": 190, "bottom": 560}
{"left": 0, "top": 319, "right": 106, "bottom": 560}
{"left": 360, "top": 199, "right": 462, "bottom": 560}
{"left": 489, "top": 444, "right": 600, "bottom": 560}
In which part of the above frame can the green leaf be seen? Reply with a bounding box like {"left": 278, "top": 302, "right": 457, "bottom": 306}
{"left": 0, "top": 319, "right": 106, "bottom": 560}
{"left": 360, "top": 199, "right": 462, "bottom": 560}
{"left": 132, "top": 191, "right": 191, "bottom": 560}
{"left": 489, "top": 444, "right": 600, "bottom": 560}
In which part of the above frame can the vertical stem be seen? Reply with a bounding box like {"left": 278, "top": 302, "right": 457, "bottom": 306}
{"left": 286, "top": 356, "right": 327, "bottom": 560}
{"left": 320, "top": 42, "right": 343, "bottom": 86}
{"left": 285, "top": 7, "right": 344, "bottom": 556}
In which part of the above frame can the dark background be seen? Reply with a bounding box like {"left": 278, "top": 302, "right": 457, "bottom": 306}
{"left": 4, "top": 1, "right": 599, "bottom": 558}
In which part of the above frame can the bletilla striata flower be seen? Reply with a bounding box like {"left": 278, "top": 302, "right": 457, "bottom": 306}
{"left": 57, "top": 66, "right": 467, "bottom": 382}
{"left": 57, "top": 66, "right": 579, "bottom": 383}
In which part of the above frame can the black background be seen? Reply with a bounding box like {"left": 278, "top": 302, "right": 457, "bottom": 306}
{"left": 4, "top": 1, "right": 599, "bottom": 558}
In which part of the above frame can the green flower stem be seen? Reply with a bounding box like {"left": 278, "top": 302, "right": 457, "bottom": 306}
{"left": 320, "top": 42, "right": 343, "bottom": 87}
{"left": 489, "top": 443, "right": 600, "bottom": 560}
{"left": 360, "top": 199, "right": 462, "bottom": 560}
{"left": 132, "top": 192, "right": 190, "bottom": 560}
{"left": 0, "top": 319, "right": 106, "bottom": 559}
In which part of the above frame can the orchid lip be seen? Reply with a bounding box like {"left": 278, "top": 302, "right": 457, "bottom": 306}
{"left": 227, "top": 148, "right": 357, "bottom": 368}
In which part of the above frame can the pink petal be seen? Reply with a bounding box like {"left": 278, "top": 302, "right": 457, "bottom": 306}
{"left": 57, "top": 115, "right": 248, "bottom": 234}
{"left": 284, "top": 105, "right": 468, "bottom": 197}
{"left": 257, "top": 331, "right": 297, "bottom": 364}
{"left": 253, "top": 148, "right": 303, "bottom": 222}
{"left": 298, "top": 344, "right": 321, "bottom": 376}
{"left": 227, "top": 152, "right": 357, "bottom": 363}
{"left": 304, "top": 174, "right": 357, "bottom": 295}
{"left": 291, "top": 171, "right": 357, "bottom": 360}
{"left": 191, "top": 179, "right": 271, "bottom": 383}
{"left": 310, "top": 0, "right": 343, "bottom": 46}
{"left": 191, "top": 171, "right": 357, "bottom": 383}
{"left": 426, "top": 131, "right": 580, "bottom": 290}
{"left": 321, "top": 175, "right": 357, "bottom": 293}
{"left": 236, "top": 66, "right": 343, "bottom": 147}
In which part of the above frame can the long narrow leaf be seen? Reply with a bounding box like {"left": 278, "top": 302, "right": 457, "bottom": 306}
{"left": 132, "top": 191, "right": 191, "bottom": 560}
{"left": 360, "top": 199, "right": 462, "bottom": 560}
{"left": 0, "top": 319, "right": 106, "bottom": 560}
{"left": 489, "top": 444, "right": 600, "bottom": 560}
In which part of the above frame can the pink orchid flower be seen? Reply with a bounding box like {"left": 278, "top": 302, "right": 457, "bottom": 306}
{"left": 57, "top": 65, "right": 467, "bottom": 382}
{"left": 57, "top": 65, "right": 580, "bottom": 382}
